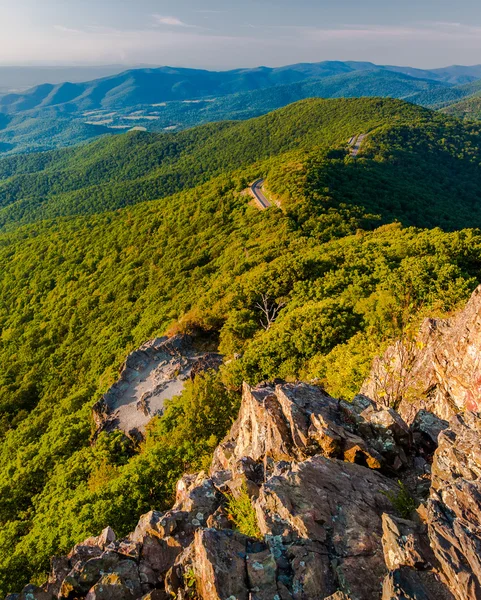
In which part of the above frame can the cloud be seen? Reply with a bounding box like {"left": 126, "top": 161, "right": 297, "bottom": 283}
{"left": 153, "top": 15, "right": 189, "bottom": 27}
{"left": 3, "top": 18, "right": 481, "bottom": 70}
{"left": 256, "top": 21, "right": 481, "bottom": 42}
{"left": 53, "top": 25, "right": 82, "bottom": 34}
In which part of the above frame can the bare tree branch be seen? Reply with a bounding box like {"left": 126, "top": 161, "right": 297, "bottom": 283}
{"left": 255, "top": 294, "right": 286, "bottom": 330}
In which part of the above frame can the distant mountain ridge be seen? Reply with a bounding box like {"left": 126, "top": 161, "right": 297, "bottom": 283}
{"left": 2, "top": 60, "right": 481, "bottom": 154}
{"left": 0, "top": 60, "right": 472, "bottom": 113}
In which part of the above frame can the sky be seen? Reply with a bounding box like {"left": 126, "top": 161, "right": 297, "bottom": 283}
{"left": 1, "top": 0, "right": 481, "bottom": 69}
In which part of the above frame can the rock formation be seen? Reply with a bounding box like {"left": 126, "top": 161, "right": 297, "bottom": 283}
{"left": 362, "top": 285, "right": 481, "bottom": 423}
{"left": 13, "top": 375, "right": 481, "bottom": 600}
{"left": 92, "top": 335, "right": 222, "bottom": 439}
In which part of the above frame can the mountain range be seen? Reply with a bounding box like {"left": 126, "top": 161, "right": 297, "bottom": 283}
{"left": 3, "top": 60, "right": 481, "bottom": 154}
{"left": 5, "top": 49, "right": 481, "bottom": 599}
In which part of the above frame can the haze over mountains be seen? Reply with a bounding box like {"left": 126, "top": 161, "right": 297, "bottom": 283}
{"left": 0, "top": 65, "right": 142, "bottom": 95}
{"left": 3, "top": 60, "right": 481, "bottom": 154}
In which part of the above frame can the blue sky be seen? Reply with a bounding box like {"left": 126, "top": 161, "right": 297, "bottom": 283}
{"left": 1, "top": 0, "right": 481, "bottom": 68}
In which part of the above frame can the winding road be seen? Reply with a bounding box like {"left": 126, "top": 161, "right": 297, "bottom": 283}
{"left": 250, "top": 136, "right": 365, "bottom": 212}
{"left": 350, "top": 134, "right": 367, "bottom": 157}
{"left": 250, "top": 178, "right": 271, "bottom": 210}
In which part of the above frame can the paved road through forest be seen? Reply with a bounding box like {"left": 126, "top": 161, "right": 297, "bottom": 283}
{"left": 350, "top": 133, "right": 367, "bottom": 157}
{"left": 250, "top": 178, "right": 271, "bottom": 209}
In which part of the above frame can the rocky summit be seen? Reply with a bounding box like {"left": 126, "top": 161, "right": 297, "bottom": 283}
{"left": 11, "top": 362, "right": 481, "bottom": 600}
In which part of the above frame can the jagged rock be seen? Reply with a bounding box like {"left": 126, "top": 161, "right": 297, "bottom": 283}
{"left": 382, "top": 515, "right": 428, "bottom": 571}
{"left": 255, "top": 455, "right": 399, "bottom": 599}
{"left": 412, "top": 411, "right": 448, "bottom": 445}
{"left": 65, "top": 529, "right": 118, "bottom": 574}
{"left": 164, "top": 544, "right": 195, "bottom": 598}
{"left": 362, "top": 285, "right": 481, "bottom": 423}
{"left": 426, "top": 412, "right": 481, "bottom": 599}
{"left": 362, "top": 405, "right": 411, "bottom": 446}
{"left": 130, "top": 510, "right": 183, "bottom": 579}
{"left": 128, "top": 473, "right": 222, "bottom": 581}
{"left": 139, "top": 534, "right": 183, "bottom": 580}
{"left": 192, "top": 529, "right": 249, "bottom": 600}
{"left": 60, "top": 553, "right": 121, "bottom": 598}
{"left": 174, "top": 472, "right": 220, "bottom": 518}
{"left": 46, "top": 558, "right": 71, "bottom": 597}
{"left": 206, "top": 507, "right": 232, "bottom": 530}
{"left": 82, "top": 527, "right": 117, "bottom": 549}
{"left": 85, "top": 574, "right": 134, "bottom": 600}
{"left": 131, "top": 511, "right": 172, "bottom": 543}
{"left": 246, "top": 548, "right": 278, "bottom": 600}
{"left": 16, "top": 380, "right": 479, "bottom": 600}
{"left": 113, "top": 562, "right": 142, "bottom": 598}
{"left": 212, "top": 382, "right": 411, "bottom": 477}
{"left": 411, "top": 411, "right": 449, "bottom": 457}
{"left": 382, "top": 567, "right": 455, "bottom": 600}
{"left": 93, "top": 335, "right": 223, "bottom": 439}
{"left": 138, "top": 562, "right": 157, "bottom": 591}
{"left": 287, "top": 542, "right": 334, "bottom": 599}
{"left": 19, "top": 586, "right": 53, "bottom": 600}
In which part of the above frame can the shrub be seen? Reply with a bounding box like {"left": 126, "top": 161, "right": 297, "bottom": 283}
{"left": 384, "top": 481, "right": 417, "bottom": 519}
{"left": 226, "top": 484, "right": 262, "bottom": 539}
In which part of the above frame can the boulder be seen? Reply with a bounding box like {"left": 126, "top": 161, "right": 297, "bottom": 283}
{"left": 245, "top": 548, "right": 278, "bottom": 600}
{"left": 381, "top": 514, "right": 428, "bottom": 571}
{"left": 46, "top": 557, "right": 71, "bottom": 597}
{"left": 60, "top": 553, "right": 121, "bottom": 598}
{"left": 256, "top": 455, "right": 399, "bottom": 599}
{"left": 19, "top": 586, "right": 53, "bottom": 600}
{"left": 82, "top": 527, "right": 117, "bottom": 549}
{"left": 411, "top": 411, "right": 448, "bottom": 453}
{"left": 192, "top": 529, "right": 249, "bottom": 600}
{"left": 382, "top": 567, "right": 455, "bottom": 600}
{"left": 84, "top": 574, "right": 134, "bottom": 600}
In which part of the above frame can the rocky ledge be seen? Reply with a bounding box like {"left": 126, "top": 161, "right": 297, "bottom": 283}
{"left": 10, "top": 376, "right": 481, "bottom": 600}
{"left": 92, "top": 335, "right": 222, "bottom": 440}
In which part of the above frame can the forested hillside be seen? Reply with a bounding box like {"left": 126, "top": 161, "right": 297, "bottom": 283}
{"left": 0, "top": 61, "right": 456, "bottom": 114}
{"left": 441, "top": 92, "right": 481, "bottom": 120}
{"left": 2, "top": 98, "right": 481, "bottom": 230}
{"left": 2, "top": 97, "right": 481, "bottom": 592}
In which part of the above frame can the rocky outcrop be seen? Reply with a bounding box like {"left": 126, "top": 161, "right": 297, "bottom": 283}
{"left": 212, "top": 383, "right": 413, "bottom": 475}
{"left": 11, "top": 380, "right": 481, "bottom": 600}
{"left": 362, "top": 285, "right": 481, "bottom": 423}
{"left": 425, "top": 412, "right": 481, "bottom": 600}
{"left": 92, "top": 335, "right": 222, "bottom": 439}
